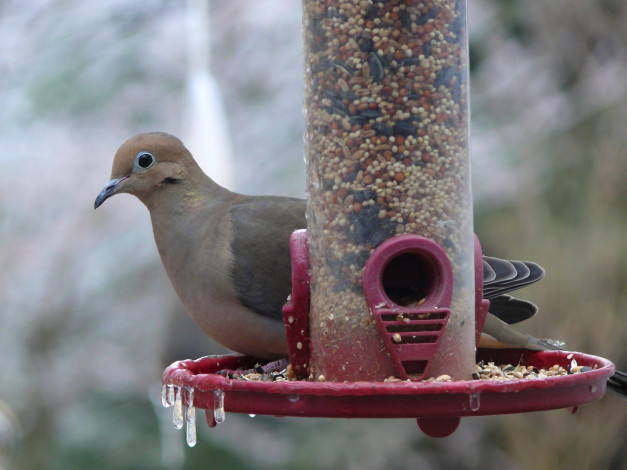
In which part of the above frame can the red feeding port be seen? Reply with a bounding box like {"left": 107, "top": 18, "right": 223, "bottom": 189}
{"left": 361, "top": 234, "right": 454, "bottom": 380}
{"left": 162, "top": 230, "right": 616, "bottom": 442}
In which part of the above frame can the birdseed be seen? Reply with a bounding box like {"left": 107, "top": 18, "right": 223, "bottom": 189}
{"left": 420, "top": 361, "right": 596, "bottom": 382}
{"left": 231, "top": 360, "right": 595, "bottom": 382}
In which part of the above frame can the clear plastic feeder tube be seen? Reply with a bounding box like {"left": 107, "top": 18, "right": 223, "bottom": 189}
{"left": 303, "top": 0, "right": 474, "bottom": 381}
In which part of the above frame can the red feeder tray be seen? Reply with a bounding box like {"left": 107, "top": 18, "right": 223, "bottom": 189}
{"left": 163, "top": 349, "right": 613, "bottom": 439}
{"left": 162, "top": 231, "right": 615, "bottom": 440}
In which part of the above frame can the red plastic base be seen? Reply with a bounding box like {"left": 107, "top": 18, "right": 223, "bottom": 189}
{"left": 281, "top": 231, "right": 491, "bottom": 380}
{"left": 163, "top": 348, "right": 614, "bottom": 437}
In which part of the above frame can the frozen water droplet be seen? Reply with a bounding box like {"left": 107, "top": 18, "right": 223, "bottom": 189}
{"left": 167, "top": 384, "right": 175, "bottom": 406}
{"left": 173, "top": 387, "right": 184, "bottom": 429}
{"left": 469, "top": 393, "right": 480, "bottom": 412}
{"left": 186, "top": 406, "right": 197, "bottom": 447}
{"left": 161, "top": 384, "right": 169, "bottom": 407}
{"left": 287, "top": 394, "right": 300, "bottom": 403}
{"left": 213, "top": 389, "right": 225, "bottom": 424}
{"left": 249, "top": 414, "right": 256, "bottom": 418}
{"left": 544, "top": 339, "right": 566, "bottom": 349}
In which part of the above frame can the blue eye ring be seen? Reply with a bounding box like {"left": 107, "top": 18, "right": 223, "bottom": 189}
{"left": 134, "top": 152, "right": 155, "bottom": 171}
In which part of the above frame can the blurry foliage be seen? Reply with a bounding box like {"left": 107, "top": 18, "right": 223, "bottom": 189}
{"left": 1, "top": 0, "right": 626, "bottom": 469}
{"left": 471, "top": 1, "right": 627, "bottom": 469}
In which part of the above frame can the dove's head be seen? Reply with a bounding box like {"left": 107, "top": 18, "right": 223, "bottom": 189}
{"left": 95, "top": 132, "right": 202, "bottom": 209}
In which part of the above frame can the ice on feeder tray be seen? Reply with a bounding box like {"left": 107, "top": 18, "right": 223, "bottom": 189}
{"left": 168, "top": 384, "right": 175, "bottom": 406}
{"left": 469, "top": 393, "right": 480, "bottom": 412}
{"left": 161, "top": 383, "right": 174, "bottom": 408}
{"left": 185, "top": 387, "right": 197, "bottom": 448}
{"left": 161, "top": 384, "right": 202, "bottom": 447}
{"left": 173, "top": 387, "right": 184, "bottom": 430}
{"left": 213, "top": 389, "right": 225, "bottom": 424}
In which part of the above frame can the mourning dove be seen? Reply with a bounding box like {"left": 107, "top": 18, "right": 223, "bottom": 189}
{"left": 95, "top": 132, "right": 626, "bottom": 396}
{"left": 95, "top": 132, "right": 302, "bottom": 359}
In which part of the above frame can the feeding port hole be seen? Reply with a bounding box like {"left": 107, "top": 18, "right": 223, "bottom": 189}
{"left": 381, "top": 251, "right": 442, "bottom": 308}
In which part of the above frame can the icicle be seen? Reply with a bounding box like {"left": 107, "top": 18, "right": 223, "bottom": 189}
{"left": 213, "top": 389, "right": 225, "bottom": 424}
{"left": 161, "top": 384, "right": 171, "bottom": 407}
{"left": 168, "top": 383, "right": 175, "bottom": 406}
{"left": 186, "top": 387, "right": 194, "bottom": 408}
{"left": 173, "top": 387, "right": 184, "bottom": 429}
{"left": 186, "top": 405, "right": 197, "bottom": 447}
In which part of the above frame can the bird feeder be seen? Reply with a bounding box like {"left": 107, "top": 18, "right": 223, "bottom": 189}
{"left": 303, "top": 0, "right": 475, "bottom": 382}
{"left": 161, "top": 0, "right": 616, "bottom": 445}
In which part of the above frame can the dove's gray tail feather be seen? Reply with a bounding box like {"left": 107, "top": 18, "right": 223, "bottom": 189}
{"left": 607, "top": 370, "right": 627, "bottom": 399}
{"left": 481, "top": 256, "right": 626, "bottom": 399}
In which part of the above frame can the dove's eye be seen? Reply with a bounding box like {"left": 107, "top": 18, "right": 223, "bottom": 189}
{"left": 134, "top": 152, "right": 155, "bottom": 170}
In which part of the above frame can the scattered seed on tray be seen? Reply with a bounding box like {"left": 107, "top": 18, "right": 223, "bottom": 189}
{"left": 420, "top": 361, "right": 596, "bottom": 382}
{"left": 232, "top": 369, "right": 293, "bottom": 382}
{"left": 229, "top": 361, "right": 595, "bottom": 382}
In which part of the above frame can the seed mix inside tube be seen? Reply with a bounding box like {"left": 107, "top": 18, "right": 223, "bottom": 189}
{"left": 304, "top": 0, "right": 475, "bottom": 381}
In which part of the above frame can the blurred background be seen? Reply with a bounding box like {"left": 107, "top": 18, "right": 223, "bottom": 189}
{"left": 1, "top": 0, "right": 626, "bottom": 469}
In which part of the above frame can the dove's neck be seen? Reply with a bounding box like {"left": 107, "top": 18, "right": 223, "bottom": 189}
{"left": 146, "top": 175, "right": 237, "bottom": 303}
